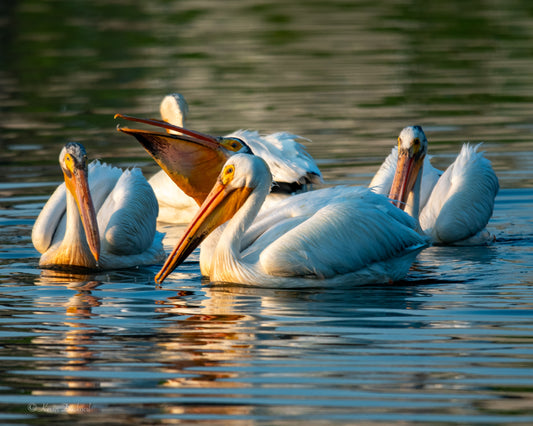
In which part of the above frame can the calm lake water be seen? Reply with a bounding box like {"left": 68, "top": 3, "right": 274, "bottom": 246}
{"left": 1, "top": 0, "right": 533, "bottom": 424}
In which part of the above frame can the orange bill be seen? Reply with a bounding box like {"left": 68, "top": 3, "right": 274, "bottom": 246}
{"left": 388, "top": 149, "right": 424, "bottom": 209}
{"left": 155, "top": 180, "right": 253, "bottom": 284}
{"left": 115, "top": 114, "right": 246, "bottom": 205}
{"left": 63, "top": 166, "right": 100, "bottom": 262}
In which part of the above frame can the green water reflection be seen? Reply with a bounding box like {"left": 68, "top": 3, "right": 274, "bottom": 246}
{"left": 1, "top": 3, "right": 533, "bottom": 422}
{"left": 2, "top": 0, "right": 533, "bottom": 170}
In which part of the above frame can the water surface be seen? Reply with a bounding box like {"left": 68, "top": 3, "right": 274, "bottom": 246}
{"left": 1, "top": 0, "right": 533, "bottom": 424}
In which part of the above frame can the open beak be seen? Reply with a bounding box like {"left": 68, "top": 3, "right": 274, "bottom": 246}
{"left": 64, "top": 167, "right": 100, "bottom": 262}
{"left": 115, "top": 114, "right": 232, "bottom": 205}
{"left": 388, "top": 149, "right": 424, "bottom": 209}
{"left": 154, "top": 179, "right": 253, "bottom": 285}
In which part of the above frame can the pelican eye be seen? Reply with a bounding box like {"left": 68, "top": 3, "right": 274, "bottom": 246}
{"left": 61, "top": 154, "right": 76, "bottom": 179}
{"left": 224, "top": 138, "right": 243, "bottom": 152}
{"left": 412, "top": 137, "right": 421, "bottom": 154}
{"left": 221, "top": 164, "right": 235, "bottom": 185}
{"left": 64, "top": 153, "right": 75, "bottom": 170}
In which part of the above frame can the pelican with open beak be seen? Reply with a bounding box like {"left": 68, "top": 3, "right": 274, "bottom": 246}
{"left": 115, "top": 114, "right": 251, "bottom": 206}
{"left": 115, "top": 94, "right": 322, "bottom": 224}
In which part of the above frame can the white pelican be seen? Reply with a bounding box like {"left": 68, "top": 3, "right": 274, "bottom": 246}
{"left": 370, "top": 126, "right": 499, "bottom": 245}
{"left": 159, "top": 93, "right": 322, "bottom": 190}
{"left": 154, "top": 153, "right": 428, "bottom": 287}
{"left": 32, "top": 142, "right": 165, "bottom": 270}
{"left": 115, "top": 114, "right": 318, "bottom": 277}
{"left": 125, "top": 93, "right": 322, "bottom": 223}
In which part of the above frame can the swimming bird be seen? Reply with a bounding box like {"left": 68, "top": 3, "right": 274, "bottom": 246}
{"left": 32, "top": 142, "right": 165, "bottom": 270}
{"left": 123, "top": 93, "right": 322, "bottom": 223}
{"left": 154, "top": 153, "right": 428, "bottom": 287}
{"left": 370, "top": 126, "right": 499, "bottom": 245}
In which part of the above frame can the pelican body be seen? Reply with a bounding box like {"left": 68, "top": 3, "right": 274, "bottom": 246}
{"left": 155, "top": 154, "right": 428, "bottom": 287}
{"left": 32, "top": 143, "right": 165, "bottom": 270}
{"left": 370, "top": 126, "right": 499, "bottom": 245}
{"left": 119, "top": 93, "right": 322, "bottom": 223}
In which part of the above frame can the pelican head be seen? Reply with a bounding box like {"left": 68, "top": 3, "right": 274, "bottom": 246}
{"left": 115, "top": 114, "right": 252, "bottom": 205}
{"left": 159, "top": 93, "right": 189, "bottom": 128}
{"left": 389, "top": 126, "right": 428, "bottom": 212}
{"left": 155, "top": 154, "right": 271, "bottom": 284}
{"left": 59, "top": 142, "right": 100, "bottom": 262}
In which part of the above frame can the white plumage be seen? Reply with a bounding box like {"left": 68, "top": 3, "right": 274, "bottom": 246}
{"left": 419, "top": 143, "right": 499, "bottom": 244}
{"left": 155, "top": 154, "right": 428, "bottom": 287}
{"left": 32, "top": 143, "right": 165, "bottom": 270}
{"left": 147, "top": 93, "right": 322, "bottom": 223}
{"left": 370, "top": 126, "right": 499, "bottom": 245}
